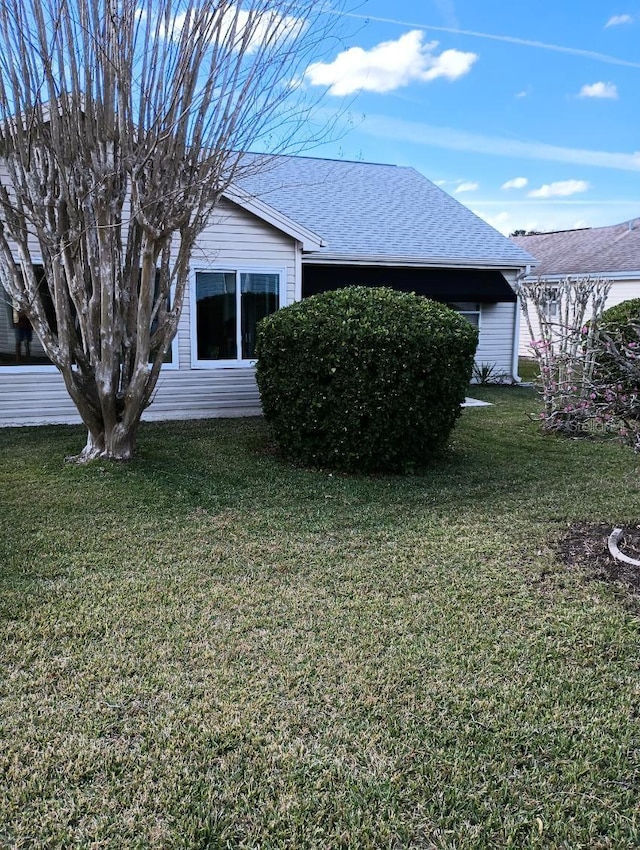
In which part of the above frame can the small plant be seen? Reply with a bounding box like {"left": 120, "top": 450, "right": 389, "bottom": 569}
{"left": 255, "top": 286, "right": 478, "bottom": 472}
{"left": 472, "top": 361, "right": 509, "bottom": 385}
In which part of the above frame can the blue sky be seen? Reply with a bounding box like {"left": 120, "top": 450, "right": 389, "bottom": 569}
{"left": 300, "top": 0, "right": 640, "bottom": 235}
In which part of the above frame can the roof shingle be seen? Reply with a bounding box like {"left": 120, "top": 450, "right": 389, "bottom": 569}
{"left": 511, "top": 220, "right": 640, "bottom": 277}
{"left": 235, "top": 154, "right": 533, "bottom": 268}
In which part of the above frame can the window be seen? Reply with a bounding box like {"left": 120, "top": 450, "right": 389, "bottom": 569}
{"left": 193, "top": 268, "right": 283, "bottom": 365}
{"left": 450, "top": 302, "right": 481, "bottom": 328}
{"left": 1, "top": 265, "right": 178, "bottom": 371}
{"left": 0, "top": 265, "right": 56, "bottom": 369}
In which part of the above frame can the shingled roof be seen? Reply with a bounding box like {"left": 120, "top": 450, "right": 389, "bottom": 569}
{"left": 235, "top": 154, "right": 533, "bottom": 268}
{"left": 511, "top": 219, "right": 640, "bottom": 277}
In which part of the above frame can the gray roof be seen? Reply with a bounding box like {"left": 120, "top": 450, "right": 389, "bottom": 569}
{"left": 511, "top": 219, "right": 640, "bottom": 277}
{"left": 235, "top": 154, "right": 533, "bottom": 268}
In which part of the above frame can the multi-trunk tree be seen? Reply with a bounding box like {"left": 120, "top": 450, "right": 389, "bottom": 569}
{"left": 0, "top": 0, "right": 346, "bottom": 459}
{"left": 519, "top": 277, "right": 640, "bottom": 450}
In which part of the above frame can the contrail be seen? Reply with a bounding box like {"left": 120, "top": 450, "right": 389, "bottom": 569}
{"left": 334, "top": 11, "right": 640, "bottom": 70}
{"left": 360, "top": 113, "right": 640, "bottom": 172}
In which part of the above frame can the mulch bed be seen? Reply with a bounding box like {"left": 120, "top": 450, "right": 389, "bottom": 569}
{"left": 558, "top": 522, "right": 640, "bottom": 605}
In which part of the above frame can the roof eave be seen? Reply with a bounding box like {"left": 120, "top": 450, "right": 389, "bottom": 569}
{"left": 301, "top": 252, "right": 532, "bottom": 270}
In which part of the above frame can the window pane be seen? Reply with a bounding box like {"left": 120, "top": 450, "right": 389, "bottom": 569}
{"left": 459, "top": 312, "right": 479, "bottom": 328}
{"left": 196, "top": 271, "right": 237, "bottom": 360}
{"left": 449, "top": 301, "right": 480, "bottom": 329}
{"left": 241, "top": 273, "right": 279, "bottom": 359}
{"left": 0, "top": 268, "right": 54, "bottom": 366}
{"left": 542, "top": 287, "right": 559, "bottom": 318}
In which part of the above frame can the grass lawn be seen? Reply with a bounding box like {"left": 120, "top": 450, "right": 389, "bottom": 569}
{"left": 518, "top": 357, "right": 540, "bottom": 383}
{"left": 2, "top": 387, "right": 640, "bottom": 848}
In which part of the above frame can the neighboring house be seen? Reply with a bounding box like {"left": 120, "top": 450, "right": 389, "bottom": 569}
{"left": 0, "top": 154, "right": 534, "bottom": 427}
{"left": 512, "top": 220, "right": 640, "bottom": 356}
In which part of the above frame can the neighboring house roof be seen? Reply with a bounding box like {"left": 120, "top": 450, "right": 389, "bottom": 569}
{"left": 233, "top": 153, "right": 534, "bottom": 269}
{"left": 511, "top": 219, "right": 640, "bottom": 278}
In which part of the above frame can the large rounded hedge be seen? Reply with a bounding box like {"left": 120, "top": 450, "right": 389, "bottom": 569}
{"left": 255, "top": 286, "right": 478, "bottom": 472}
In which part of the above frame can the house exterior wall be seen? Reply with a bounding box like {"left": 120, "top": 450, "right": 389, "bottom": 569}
{"left": 0, "top": 186, "right": 524, "bottom": 426}
{"left": 0, "top": 198, "right": 296, "bottom": 426}
{"left": 518, "top": 278, "right": 640, "bottom": 357}
{"left": 475, "top": 301, "right": 517, "bottom": 379}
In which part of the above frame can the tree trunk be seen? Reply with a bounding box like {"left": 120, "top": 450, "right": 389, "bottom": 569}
{"left": 69, "top": 421, "right": 138, "bottom": 463}
{"left": 62, "top": 370, "right": 144, "bottom": 462}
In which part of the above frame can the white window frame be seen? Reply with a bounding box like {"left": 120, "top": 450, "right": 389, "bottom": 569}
{"left": 190, "top": 265, "right": 286, "bottom": 369}
{"left": 451, "top": 302, "right": 482, "bottom": 330}
{"left": 0, "top": 263, "right": 179, "bottom": 373}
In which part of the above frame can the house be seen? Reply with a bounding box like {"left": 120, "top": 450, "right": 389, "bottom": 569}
{"left": 0, "top": 154, "right": 534, "bottom": 427}
{"left": 512, "top": 220, "right": 640, "bottom": 356}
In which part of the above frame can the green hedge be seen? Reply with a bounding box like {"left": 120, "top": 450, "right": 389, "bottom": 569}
{"left": 255, "top": 286, "right": 478, "bottom": 472}
{"left": 600, "top": 298, "right": 640, "bottom": 343}
{"left": 596, "top": 298, "right": 640, "bottom": 396}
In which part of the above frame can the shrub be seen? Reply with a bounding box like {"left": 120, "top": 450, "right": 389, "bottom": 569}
{"left": 255, "top": 286, "right": 478, "bottom": 472}
{"left": 596, "top": 298, "right": 640, "bottom": 396}
{"left": 600, "top": 298, "right": 640, "bottom": 343}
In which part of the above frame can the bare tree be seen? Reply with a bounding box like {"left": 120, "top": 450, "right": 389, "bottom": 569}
{"left": 0, "top": 0, "right": 348, "bottom": 459}
{"left": 518, "top": 276, "right": 610, "bottom": 432}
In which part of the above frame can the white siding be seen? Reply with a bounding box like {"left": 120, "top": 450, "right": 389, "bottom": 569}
{"left": 0, "top": 198, "right": 296, "bottom": 426}
{"left": 0, "top": 371, "right": 81, "bottom": 426}
{"left": 475, "top": 301, "right": 517, "bottom": 380}
{"left": 518, "top": 278, "right": 640, "bottom": 356}
{"left": 0, "top": 369, "right": 261, "bottom": 426}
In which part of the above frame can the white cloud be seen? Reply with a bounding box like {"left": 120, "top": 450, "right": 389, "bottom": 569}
{"left": 470, "top": 209, "right": 513, "bottom": 235}
{"left": 472, "top": 207, "right": 590, "bottom": 236}
{"left": 579, "top": 81, "right": 618, "bottom": 99}
{"left": 528, "top": 180, "right": 590, "bottom": 198}
{"left": 305, "top": 30, "right": 477, "bottom": 96}
{"left": 605, "top": 14, "right": 634, "bottom": 26}
{"left": 160, "top": 6, "right": 304, "bottom": 53}
{"left": 502, "top": 177, "right": 528, "bottom": 190}
{"left": 455, "top": 181, "right": 479, "bottom": 193}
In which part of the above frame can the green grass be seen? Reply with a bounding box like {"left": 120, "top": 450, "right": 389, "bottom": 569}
{"left": 2, "top": 387, "right": 640, "bottom": 848}
{"left": 518, "top": 357, "right": 540, "bottom": 383}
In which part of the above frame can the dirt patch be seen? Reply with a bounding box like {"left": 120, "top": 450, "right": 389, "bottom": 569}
{"left": 558, "top": 522, "right": 640, "bottom": 605}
